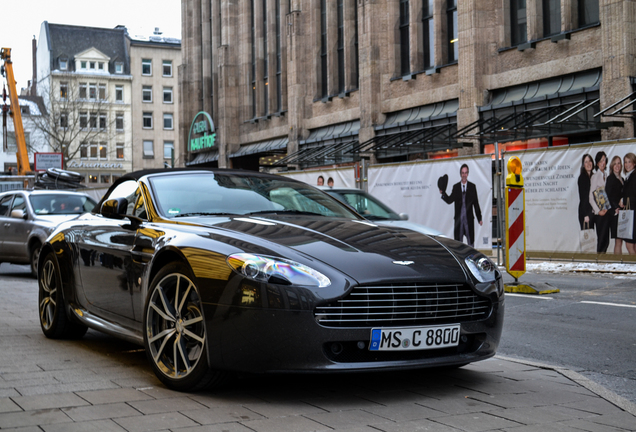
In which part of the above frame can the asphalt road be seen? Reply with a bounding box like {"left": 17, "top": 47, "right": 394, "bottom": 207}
{"left": 2, "top": 261, "right": 635, "bottom": 406}
{"left": 500, "top": 267, "right": 636, "bottom": 404}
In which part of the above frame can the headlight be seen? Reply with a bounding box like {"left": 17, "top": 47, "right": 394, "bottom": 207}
{"left": 465, "top": 253, "right": 497, "bottom": 283}
{"left": 227, "top": 253, "right": 331, "bottom": 287}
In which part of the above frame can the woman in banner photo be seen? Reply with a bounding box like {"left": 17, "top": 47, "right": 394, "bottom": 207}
{"left": 621, "top": 152, "right": 636, "bottom": 255}
{"left": 605, "top": 156, "right": 624, "bottom": 255}
{"left": 577, "top": 154, "right": 595, "bottom": 230}
{"left": 589, "top": 151, "right": 610, "bottom": 253}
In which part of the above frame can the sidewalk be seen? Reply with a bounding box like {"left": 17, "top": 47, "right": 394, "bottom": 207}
{"left": 1, "top": 266, "right": 635, "bottom": 431}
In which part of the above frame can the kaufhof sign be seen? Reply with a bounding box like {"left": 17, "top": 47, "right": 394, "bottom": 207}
{"left": 188, "top": 111, "right": 216, "bottom": 152}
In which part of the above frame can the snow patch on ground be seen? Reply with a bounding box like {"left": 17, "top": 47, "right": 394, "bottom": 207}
{"left": 526, "top": 261, "right": 636, "bottom": 276}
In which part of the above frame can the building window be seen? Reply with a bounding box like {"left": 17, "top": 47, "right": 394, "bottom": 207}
{"left": 337, "top": 0, "right": 345, "bottom": 93}
{"left": 263, "top": 0, "right": 269, "bottom": 115}
{"left": 543, "top": 0, "right": 561, "bottom": 36}
{"left": 89, "top": 83, "right": 97, "bottom": 100}
{"left": 60, "top": 82, "right": 68, "bottom": 100}
{"left": 143, "top": 112, "right": 153, "bottom": 129}
{"left": 98, "top": 83, "right": 106, "bottom": 100}
{"left": 99, "top": 113, "right": 107, "bottom": 130}
{"left": 60, "top": 58, "right": 68, "bottom": 70}
{"left": 163, "top": 113, "right": 174, "bottom": 130}
{"left": 100, "top": 174, "right": 111, "bottom": 184}
{"left": 510, "top": 0, "right": 527, "bottom": 46}
{"left": 89, "top": 113, "right": 98, "bottom": 130}
{"left": 99, "top": 142, "right": 107, "bottom": 159}
{"left": 578, "top": 0, "right": 599, "bottom": 27}
{"left": 98, "top": 62, "right": 104, "bottom": 71}
{"left": 116, "top": 142, "right": 124, "bottom": 159}
{"left": 115, "top": 62, "right": 123, "bottom": 74}
{"left": 143, "top": 140, "right": 154, "bottom": 158}
{"left": 81, "top": 61, "right": 87, "bottom": 69}
{"left": 163, "top": 87, "right": 173, "bottom": 104}
{"left": 79, "top": 112, "right": 88, "bottom": 129}
{"left": 447, "top": 0, "right": 458, "bottom": 62}
{"left": 80, "top": 142, "right": 88, "bottom": 159}
{"left": 115, "top": 85, "right": 123, "bottom": 102}
{"left": 276, "top": 0, "right": 282, "bottom": 111}
{"left": 142, "top": 86, "right": 152, "bottom": 102}
{"left": 163, "top": 60, "right": 172, "bottom": 77}
{"left": 60, "top": 112, "right": 68, "bottom": 129}
{"left": 164, "top": 141, "right": 174, "bottom": 160}
{"left": 88, "top": 174, "right": 98, "bottom": 184}
{"left": 353, "top": 0, "right": 359, "bottom": 88}
{"left": 79, "top": 83, "right": 87, "bottom": 99}
{"left": 251, "top": 0, "right": 257, "bottom": 117}
{"left": 142, "top": 59, "right": 152, "bottom": 75}
{"left": 400, "top": 0, "right": 410, "bottom": 75}
{"left": 116, "top": 113, "right": 124, "bottom": 131}
{"left": 320, "top": 0, "right": 328, "bottom": 97}
{"left": 423, "top": 0, "right": 434, "bottom": 69}
{"left": 90, "top": 61, "right": 96, "bottom": 70}
{"left": 90, "top": 142, "right": 98, "bottom": 159}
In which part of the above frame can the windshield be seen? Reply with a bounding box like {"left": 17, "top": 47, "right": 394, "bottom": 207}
{"left": 149, "top": 172, "right": 359, "bottom": 219}
{"left": 326, "top": 190, "right": 400, "bottom": 221}
{"left": 29, "top": 194, "right": 97, "bottom": 215}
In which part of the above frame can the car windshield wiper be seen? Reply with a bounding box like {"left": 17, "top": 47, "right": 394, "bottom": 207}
{"left": 172, "top": 212, "right": 240, "bottom": 218}
{"left": 245, "top": 209, "right": 326, "bottom": 217}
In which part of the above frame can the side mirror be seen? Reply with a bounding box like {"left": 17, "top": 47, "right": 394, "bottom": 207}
{"left": 101, "top": 198, "right": 128, "bottom": 219}
{"left": 399, "top": 213, "right": 409, "bottom": 221}
{"left": 10, "top": 209, "right": 27, "bottom": 220}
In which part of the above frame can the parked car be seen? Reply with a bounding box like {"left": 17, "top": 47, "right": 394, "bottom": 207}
{"left": 0, "top": 190, "right": 97, "bottom": 276}
{"left": 319, "top": 186, "right": 445, "bottom": 236}
{"left": 38, "top": 169, "right": 504, "bottom": 392}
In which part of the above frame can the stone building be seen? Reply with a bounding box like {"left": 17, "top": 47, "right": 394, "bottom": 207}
{"left": 180, "top": 0, "right": 635, "bottom": 172}
{"left": 128, "top": 30, "right": 182, "bottom": 170}
{"left": 36, "top": 22, "right": 133, "bottom": 184}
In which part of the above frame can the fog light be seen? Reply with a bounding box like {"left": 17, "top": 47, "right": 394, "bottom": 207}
{"left": 357, "top": 341, "right": 365, "bottom": 350}
{"left": 330, "top": 342, "right": 343, "bottom": 355}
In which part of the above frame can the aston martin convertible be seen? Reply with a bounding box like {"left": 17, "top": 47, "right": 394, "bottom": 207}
{"left": 38, "top": 169, "right": 504, "bottom": 391}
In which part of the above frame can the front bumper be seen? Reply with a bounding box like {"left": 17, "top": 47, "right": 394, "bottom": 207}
{"left": 202, "top": 297, "right": 504, "bottom": 373}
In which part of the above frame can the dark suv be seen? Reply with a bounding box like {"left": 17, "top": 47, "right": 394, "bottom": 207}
{"left": 0, "top": 190, "right": 96, "bottom": 276}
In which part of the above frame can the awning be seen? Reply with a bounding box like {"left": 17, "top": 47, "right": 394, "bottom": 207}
{"left": 274, "top": 140, "right": 358, "bottom": 167}
{"left": 186, "top": 150, "right": 219, "bottom": 165}
{"left": 378, "top": 99, "right": 459, "bottom": 131}
{"left": 300, "top": 120, "right": 360, "bottom": 145}
{"left": 229, "top": 137, "right": 288, "bottom": 158}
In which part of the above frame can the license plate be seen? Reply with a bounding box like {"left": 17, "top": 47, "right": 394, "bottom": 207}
{"left": 369, "top": 324, "right": 460, "bottom": 351}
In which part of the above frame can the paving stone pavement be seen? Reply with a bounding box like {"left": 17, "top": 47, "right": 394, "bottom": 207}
{"left": 1, "top": 270, "right": 635, "bottom": 431}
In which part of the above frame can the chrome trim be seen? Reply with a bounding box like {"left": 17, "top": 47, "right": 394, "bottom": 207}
{"left": 70, "top": 306, "right": 144, "bottom": 345}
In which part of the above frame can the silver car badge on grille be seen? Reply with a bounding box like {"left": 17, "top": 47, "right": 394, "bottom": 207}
{"left": 392, "top": 260, "right": 414, "bottom": 266}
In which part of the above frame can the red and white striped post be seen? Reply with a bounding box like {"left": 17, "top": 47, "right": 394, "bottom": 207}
{"left": 505, "top": 156, "right": 526, "bottom": 280}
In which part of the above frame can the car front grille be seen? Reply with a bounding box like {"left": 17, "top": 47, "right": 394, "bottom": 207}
{"left": 314, "top": 282, "right": 492, "bottom": 328}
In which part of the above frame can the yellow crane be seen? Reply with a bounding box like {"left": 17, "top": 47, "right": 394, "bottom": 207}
{"left": 1, "top": 47, "right": 31, "bottom": 176}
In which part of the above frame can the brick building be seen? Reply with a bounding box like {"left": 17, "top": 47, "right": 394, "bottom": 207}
{"left": 180, "top": 0, "right": 635, "bottom": 172}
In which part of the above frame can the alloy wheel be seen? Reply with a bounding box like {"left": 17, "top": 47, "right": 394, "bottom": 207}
{"left": 39, "top": 259, "right": 58, "bottom": 330}
{"left": 145, "top": 273, "right": 206, "bottom": 379}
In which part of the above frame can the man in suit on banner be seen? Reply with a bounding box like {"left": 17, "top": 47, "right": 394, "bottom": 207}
{"left": 439, "top": 163, "right": 483, "bottom": 247}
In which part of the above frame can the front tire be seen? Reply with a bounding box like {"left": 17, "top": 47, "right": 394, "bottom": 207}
{"left": 38, "top": 252, "right": 88, "bottom": 339}
{"left": 144, "top": 262, "right": 227, "bottom": 391}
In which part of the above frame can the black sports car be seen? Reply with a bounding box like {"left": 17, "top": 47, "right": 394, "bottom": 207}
{"left": 38, "top": 169, "right": 504, "bottom": 391}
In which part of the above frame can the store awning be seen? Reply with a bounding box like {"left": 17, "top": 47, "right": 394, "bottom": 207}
{"left": 229, "top": 137, "right": 288, "bottom": 158}
{"left": 274, "top": 140, "right": 358, "bottom": 167}
{"left": 300, "top": 120, "right": 360, "bottom": 145}
{"left": 186, "top": 150, "right": 219, "bottom": 166}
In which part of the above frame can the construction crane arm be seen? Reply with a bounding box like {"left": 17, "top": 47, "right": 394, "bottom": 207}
{"left": 1, "top": 47, "right": 31, "bottom": 175}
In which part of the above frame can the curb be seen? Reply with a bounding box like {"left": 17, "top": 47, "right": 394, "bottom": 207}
{"left": 504, "top": 282, "right": 560, "bottom": 295}
{"left": 495, "top": 355, "right": 636, "bottom": 416}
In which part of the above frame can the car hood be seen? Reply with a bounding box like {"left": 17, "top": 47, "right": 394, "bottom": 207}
{"left": 374, "top": 219, "right": 445, "bottom": 237}
{"left": 191, "top": 216, "right": 467, "bottom": 284}
{"left": 35, "top": 214, "right": 82, "bottom": 225}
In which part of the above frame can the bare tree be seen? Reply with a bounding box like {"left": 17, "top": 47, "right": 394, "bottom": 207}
{"left": 32, "top": 73, "right": 118, "bottom": 168}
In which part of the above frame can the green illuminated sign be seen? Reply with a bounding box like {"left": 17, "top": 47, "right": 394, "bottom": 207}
{"left": 188, "top": 111, "right": 216, "bottom": 152}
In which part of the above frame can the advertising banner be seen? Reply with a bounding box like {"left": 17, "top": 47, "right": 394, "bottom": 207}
{"left": 368, "top": 156, "right": 493, "bottom": 250}
{"left": 506, "top": 140, "right": 635, "bottom": 255}
{"left": 280, "top": 167, "right": 356, "bottom": 188}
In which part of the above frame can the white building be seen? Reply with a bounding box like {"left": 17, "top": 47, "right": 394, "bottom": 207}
{"left": 36, "top": 22, "right": 133, "bottom": 185}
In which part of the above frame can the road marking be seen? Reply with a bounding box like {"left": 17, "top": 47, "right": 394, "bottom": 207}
{"left": 506, "top": 293, "right": 554, "bottom": 300}
{"left": 580, "top": 301, "right": 636, "bottom": 309}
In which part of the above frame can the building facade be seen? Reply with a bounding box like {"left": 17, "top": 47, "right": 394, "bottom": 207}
{"left": 36, "top": 22, "right": 133, "bottom": 185}
{"left": 1, "top": 96, "right": 49, "bottom": 174}
{"left": 180, "top": 0, "right": 635, "bottom": 172}
{"left": 128, "top": 31, "right": 182, "bottom": 170}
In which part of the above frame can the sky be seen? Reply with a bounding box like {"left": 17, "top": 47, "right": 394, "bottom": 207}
{"left": 2, "top": 0, "right": 182, "bottom": 92}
